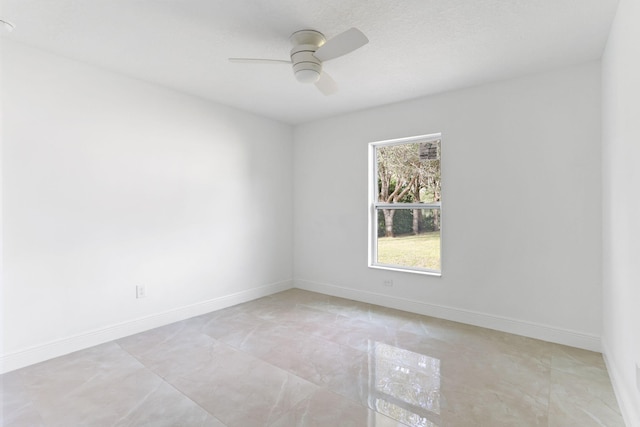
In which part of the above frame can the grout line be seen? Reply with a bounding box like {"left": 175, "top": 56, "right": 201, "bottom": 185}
{"left": 114, "top": 340, "right": 228, "bottom": 426}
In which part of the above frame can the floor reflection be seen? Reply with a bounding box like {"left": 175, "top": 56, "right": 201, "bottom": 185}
{"left": 368, "top": 341, "right": 441, "bottom": 427}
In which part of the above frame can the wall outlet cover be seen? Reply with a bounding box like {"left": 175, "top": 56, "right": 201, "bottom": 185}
{"left": 136, "top": 285, "right": 146, "bottom": 299}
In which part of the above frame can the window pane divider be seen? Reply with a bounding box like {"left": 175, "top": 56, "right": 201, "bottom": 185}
{"left": 374, "top": 203, "right": 441, "bottom": 209}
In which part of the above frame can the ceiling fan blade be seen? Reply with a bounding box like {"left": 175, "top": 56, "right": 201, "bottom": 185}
{"left": 1, "top": 19, "right": 15, "bottom": 32}
{"left": 228, "top": 58, "right": 291, "bottom": 64}
{"left": 313, "top": 28, "right": 368, "bottom": 62}
{"left": 315, "top": 72, "right": 338, "bottom": 96}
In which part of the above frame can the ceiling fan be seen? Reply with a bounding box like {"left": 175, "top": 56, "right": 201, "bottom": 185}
{"left": 229, "top": 28, "right": 369, "bottom": 95}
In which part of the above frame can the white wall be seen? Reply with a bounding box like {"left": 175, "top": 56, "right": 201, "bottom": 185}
{"left": 602, "top": 0, "right": 640, "bottom": 424}
{"left": 294, "top": 62, "right": 602, "bottom": 350}
{"left": 1, "top": 41, "right": 293, "bottom": 372}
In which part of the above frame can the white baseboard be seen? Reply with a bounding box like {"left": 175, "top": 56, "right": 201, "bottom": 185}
{"left": 602, "top": 342, "right": 640, "bottom": 427}
{"left": 295, "top": 279, "right": 601, "bottom": 352}
{"left": 0, "top": 280, "right": 293, "bottom": 374}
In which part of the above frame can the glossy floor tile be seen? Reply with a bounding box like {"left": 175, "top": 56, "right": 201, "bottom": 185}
{"left": 1, "top": 289, "right": 625, "bottom": 426}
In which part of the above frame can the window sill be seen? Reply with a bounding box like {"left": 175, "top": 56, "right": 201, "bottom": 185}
{"left": 369, "top": 264, "right": 442, "bottom": 277}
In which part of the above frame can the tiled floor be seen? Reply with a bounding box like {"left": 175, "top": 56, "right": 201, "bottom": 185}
{"left": 1, "top": 289, "right": 625, "bottom": 426}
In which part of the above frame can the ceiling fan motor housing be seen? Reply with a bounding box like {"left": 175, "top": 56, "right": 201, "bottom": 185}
{"left": 291, "top": 45, "right": 322, "bottom": 83}
{"left": 289, "top": 30, "right": 326, "bottom": 83}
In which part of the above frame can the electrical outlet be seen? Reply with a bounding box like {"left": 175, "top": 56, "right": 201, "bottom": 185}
{"left": 136, "top": 285, "right": 146, "bottom": 299}
{"left": 383, "top": 279, "right": 394, "bottom": 287}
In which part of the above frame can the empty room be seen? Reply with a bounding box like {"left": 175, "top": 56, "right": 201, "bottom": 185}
{"left": 1, "top": 0, "right": 638, "bottom": 426}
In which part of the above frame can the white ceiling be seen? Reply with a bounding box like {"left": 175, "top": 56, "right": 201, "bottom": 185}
{"left": 1, "top": 0, "right": 619, "bottom": 124}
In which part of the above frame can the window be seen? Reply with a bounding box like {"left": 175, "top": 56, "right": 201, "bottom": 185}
{"left": 368, "top": 134, "right": 442, "bottom": 275}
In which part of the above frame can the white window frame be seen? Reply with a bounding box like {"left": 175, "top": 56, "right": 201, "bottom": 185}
{"left": 368, "top": 133, "right": 442, "bottom": 276}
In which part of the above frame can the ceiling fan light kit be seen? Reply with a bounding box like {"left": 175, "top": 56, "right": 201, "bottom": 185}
{"left": 294, "top": 65, "right": 322, "bottom": 83}
{"left": 230, "top": 27, "right": 368, "bottom": 95}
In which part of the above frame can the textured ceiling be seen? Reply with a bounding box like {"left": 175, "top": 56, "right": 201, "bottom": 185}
{"left": 1, "top": 0, "right": 619, "bottom": 124}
